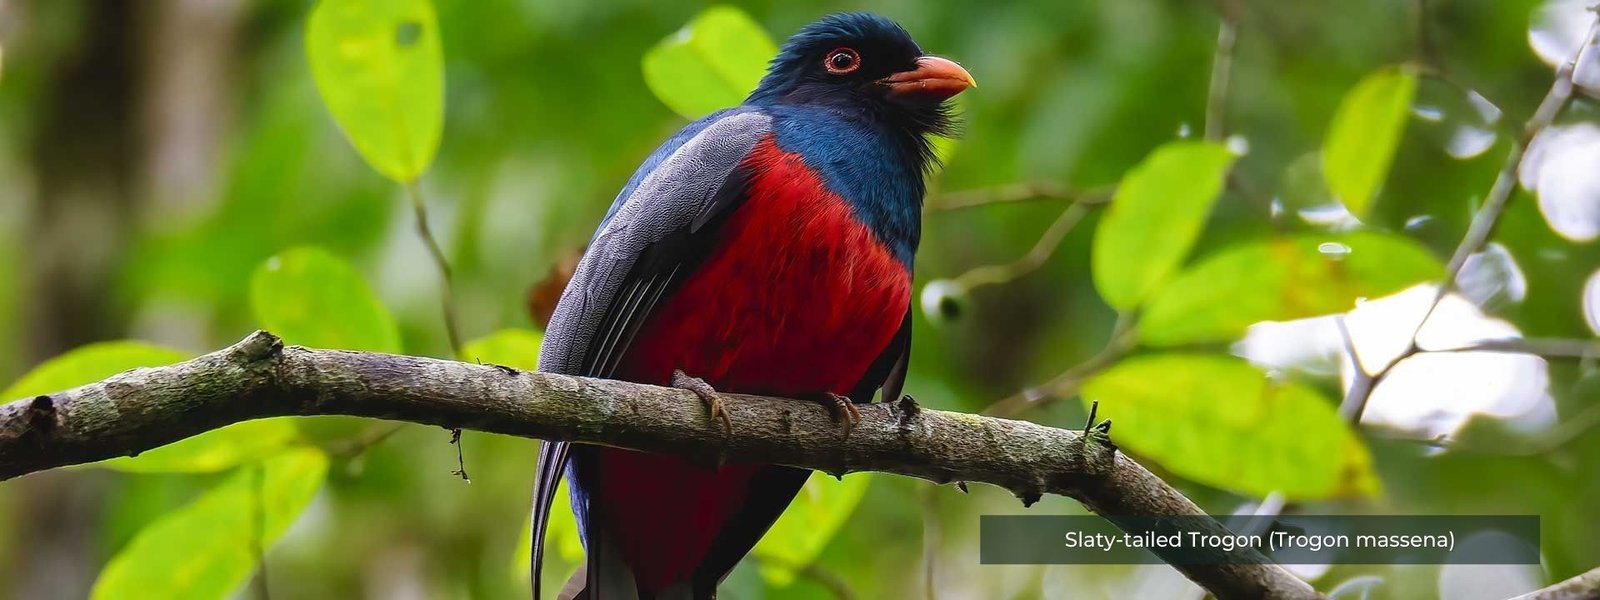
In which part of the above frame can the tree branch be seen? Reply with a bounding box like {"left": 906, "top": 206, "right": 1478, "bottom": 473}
{"left": 0, "top": 331, "right": 1320, "bottom": 600}
{"left": 1511, "top": 564, "right": 1600, "bottom": 600}
{"left": 1419, "top": 337, "right": 1600, "bottom": 359}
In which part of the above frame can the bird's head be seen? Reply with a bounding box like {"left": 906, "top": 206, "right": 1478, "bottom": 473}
{"left": 747, "top": 13, "right": 974, "bottom": 137}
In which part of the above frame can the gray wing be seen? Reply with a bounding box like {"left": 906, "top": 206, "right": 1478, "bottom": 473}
{"left": 530, "top": 110, "right": 772, "bottom": 599}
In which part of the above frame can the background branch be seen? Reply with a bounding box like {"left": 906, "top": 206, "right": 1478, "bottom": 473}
{"left": 403, "top": 181, "right": 464, "bottom": 355}
{"left": 1204, "top": 16, "right": 1238, "bottom": 143}
{"left": 1341, "top": 13, "right": 1600, "bottom": 422}
{"left": 950, "top": 193, "right": 1107, "bottom": 291}
{"left": 924, "top": 182, "right": 1099, "bottom": 212}
{"left": 1511, "top": 564, "right": 1600, "bottom": 600}
{"left": 0, "top": 331, "right": 1319, "bottom": 600}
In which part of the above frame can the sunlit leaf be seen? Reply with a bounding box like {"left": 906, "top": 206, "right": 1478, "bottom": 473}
{"left": 1091, "top": 141, "right": 1236, "bottom": 310}
{"left": 642, "top": 6, "right": 776, "bottom": 119}
{"left": 461, "top": 329, "right": 543, "bottom": 370}
{"left": 91, "top": 448, "right": 330, "bottom": 600}
{"left": 1140, "top": 232, "right": 1442, "bottom": 345}
{"left": 1323, "top": 66, "right": 1417, "bottom": 218}
{"left": 97, "top": 419, "right": 302, "bottom": 474}
{"left": 1083, "top": 355, "right": 1377, "bottom": 499}
{"left": 2, "top": 341, "right": 190, "bottom": 401}
{"left": 753, "top": 472, "right": 872, "bottom": 586}
{"left": 307, "top": 0, "right": 444, "bottom": 182}
{"left": 249, "top": 247, "right": 401, "bottom": 353}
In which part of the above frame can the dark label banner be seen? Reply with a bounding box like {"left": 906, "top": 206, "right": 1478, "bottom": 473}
{"left": 979, "top": 515, "right": 1539, "bottom": 565}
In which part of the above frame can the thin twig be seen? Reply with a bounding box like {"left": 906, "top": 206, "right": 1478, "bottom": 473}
{"left": 924, "top": 182, "right": 1100, "bottom": 212}
{"left": 1413, "top": 66, "right": 1517, "bottom": 139}
{"left": 986, "top": 313, "right": 1138, "bottom": 418}
{"left": 251, "top": 463, "right": 271, "bottom": 600}
{"left": 950, "top": 193, "right": 1107, "bottom": 291}
{"left": 1411, "top": 0, "right": 1433, "bottom": 64}
{"left": 448, "top": 426, "right": 470, "bottom": 483}
{"left": 751, "top": 554, "right": 859, "bottom": 600}
{"left": 1419, "top": 337, "right": 1600, "bottom": 359}
{"left": 919, "top": 485, "right": 940, "bottom": 600}
{"left": 404, "top": 181, "right": 464, "bottom": 355}
{"left": 1205, "top": 18, "right": 1238, "bottom": 143}
{"left": 403, "top": 181, "right": 471, "bottom": 481}
{"left": 1335, "top": 316, "right": 1377, "bottom": 422}
{"left": 328, "top": 423, "right": 406, "bottom": 459}
{"left": 1341, "top": 13, "right": 1600, "bottom": 422}
{"left": 1368, "top": 400, "right": 1600, "bottom": 456}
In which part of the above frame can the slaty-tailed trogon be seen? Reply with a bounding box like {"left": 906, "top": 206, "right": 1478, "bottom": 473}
{"left": 530, "top": 12, "right": 973, "bottom": 600}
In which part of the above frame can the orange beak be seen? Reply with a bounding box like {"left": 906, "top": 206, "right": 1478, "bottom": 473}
{"left": 882, "top": 56, "right": 976, "bottom": 100}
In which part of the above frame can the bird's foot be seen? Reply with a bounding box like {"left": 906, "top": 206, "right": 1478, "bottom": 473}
{"left": 808, "top": 391, "right": 861, "bottom": 433}
{"left": 673, "top": 369, "right": 732, "bottom": 434}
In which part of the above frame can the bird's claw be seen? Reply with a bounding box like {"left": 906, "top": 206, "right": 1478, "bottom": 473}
{"left": 673, "top": 369, "right": 732, "bottom": 434}
{"left": 812, "top": 392, "right": 861, "bottom": 432}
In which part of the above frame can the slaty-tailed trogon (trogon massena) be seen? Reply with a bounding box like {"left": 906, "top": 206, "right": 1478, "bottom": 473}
{"left": 530, "top": 13, "right": 974, "bottom": 600}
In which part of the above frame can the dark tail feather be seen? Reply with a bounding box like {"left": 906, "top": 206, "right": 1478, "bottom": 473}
{"left": 557, "top": 565, "right": 587, "bottom": 600}
{"left": 532, "top": 440, "right": 572, "bottom": 600}
{"left": 577, "top": 526, "right": 642, "bottom": 600}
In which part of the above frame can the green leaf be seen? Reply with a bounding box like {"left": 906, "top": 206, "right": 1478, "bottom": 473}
{"left": 1091, "top": 141, "right": 1236, "bottom": 310}
{"left": 249, "top": 247, "right": 401, "bottom": 353}
{"left": 1082, "top": 355, "right": 1377, "bottom": 499}
{"left": 461, "top": 329, "right": 543, "bottom": 370}
{"left": 1322, "top": 66, "right": 1417, "bottom": 218}
{"left": 642, "top": 6, "right": 777, "bottom": 119}
{"left": 2, "top": 341, "right": 190, "bottom": 401}
{"left": 91, "top": 448, "right": 330, "bottom": 600}
{"left": 1140, "top": 232, "right": 1442, "bottom": 345}
{"left": 307, "top": 0, "right": 444, "bottom": 182}
{"left": 97, "top": 419, "right": 302, "bottom": 474}
{"left": 752, "top": 472, "right": 872, "bottom": 586}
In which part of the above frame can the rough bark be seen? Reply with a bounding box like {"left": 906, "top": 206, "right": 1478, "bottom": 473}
{"left": 1513, "top": 566, "right": 1600, "bottom": 600}
{"left": 0, "top": 331, "right": 1321, "bottom": 600}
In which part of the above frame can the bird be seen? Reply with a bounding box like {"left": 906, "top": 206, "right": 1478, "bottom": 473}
{"left": 530, "top": 12, "right": 973, "bottom": 600}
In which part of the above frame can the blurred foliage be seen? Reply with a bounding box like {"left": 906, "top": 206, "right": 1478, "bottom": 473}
{"left": 1091, "top": 140, "right": 1235, "bottom": 309}
{"left": 90, "top": 449, "right": 329, "bottom": 600}
{"left": 0, "top": 341, "right": 189, "bottom": 400}
{"left": 460, "top": 328, "right": 543, "bottom": 368}
{"left": 1081, "top": 354, "right": 1376, "bottom": 499}
{"left": 1324, "top": 67, "right": 1420, "bottom": 219}
{"left": 1139, "top": 232, "right": 1443, "bottom": 345}
{"left": 643, "top": 5, "right": 776, "bottom": 120}
{"left": 753, "top": 472, "right": 873, "bottom": 586}
{"left": 1, "top": 0, "right": 1599, "bottom": 599}
{"left": 249, "top": 246, "right": 401, "bottom": 353}
{"left": 96, "top": 419, "right": 303, "bottom": 475}
{"left": 307, "top": 0, "right": 444, "bottom": 183}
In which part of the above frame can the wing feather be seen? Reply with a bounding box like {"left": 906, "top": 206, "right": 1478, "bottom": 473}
{"left": 530, "top": 110, "right": 772, "bottom": 600}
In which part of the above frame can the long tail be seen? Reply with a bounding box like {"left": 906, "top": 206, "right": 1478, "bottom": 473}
{"left": 531, "top": 440, "right": 571, "bottom": 600}
{"left": 544, "top": 444, "right": 643, "bottom": 600}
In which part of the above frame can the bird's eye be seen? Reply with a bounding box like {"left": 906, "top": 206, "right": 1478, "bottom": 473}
{"left": 824, "top": 48, "right": 860, "bottom": 74}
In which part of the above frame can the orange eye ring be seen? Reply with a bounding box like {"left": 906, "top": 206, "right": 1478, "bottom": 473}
{"left": 824, "top": 47, "right": 860, "bottom": 74}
